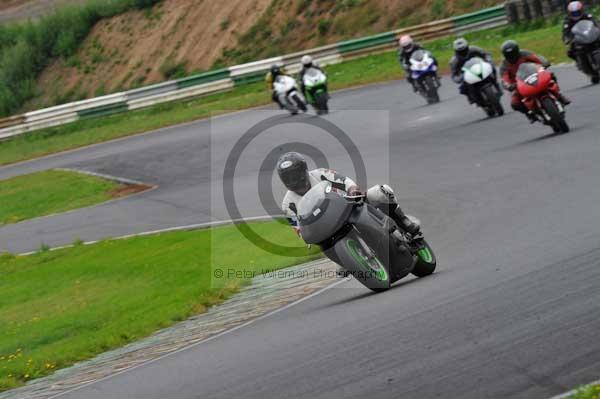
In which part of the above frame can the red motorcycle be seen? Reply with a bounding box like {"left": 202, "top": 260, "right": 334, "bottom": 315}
{"left": 516, "top": 63, "right": 570, "bottom": 133}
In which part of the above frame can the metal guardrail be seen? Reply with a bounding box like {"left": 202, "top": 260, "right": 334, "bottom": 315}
{"left": 0, "top": 5, "right": 509, "bottom": 140}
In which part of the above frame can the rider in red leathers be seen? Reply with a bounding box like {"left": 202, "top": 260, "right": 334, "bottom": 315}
{"left": 499, "top": 40, "right": 570, "bottom": 123}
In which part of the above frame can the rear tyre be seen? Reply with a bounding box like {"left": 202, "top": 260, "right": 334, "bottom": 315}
{"left": 542, "top": 97, "right": 569, "bottom": 133}
{"left": 592, "top": 75, "right": 600, "bottom": 85}
{"left": 411, "top": 239, "right": 437, "bottom": 278}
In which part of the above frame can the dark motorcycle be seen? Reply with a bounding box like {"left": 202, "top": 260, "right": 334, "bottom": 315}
{"left": 570, "top": 19, "right": 600, "bottom": 84}
{"left": 297, "top": 181, "right": 437, "bottom": 292}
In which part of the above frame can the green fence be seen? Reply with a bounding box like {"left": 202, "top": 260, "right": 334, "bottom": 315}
{"left": 337, "top": 32, "right": 397, "bottom": 54}
{"left": 176, "top": 69, "right": 231, "bottom": 90}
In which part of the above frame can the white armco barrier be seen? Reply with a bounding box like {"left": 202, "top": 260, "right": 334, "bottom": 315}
{"left": 128, "top": 79, "right": 234, "bottom": 110}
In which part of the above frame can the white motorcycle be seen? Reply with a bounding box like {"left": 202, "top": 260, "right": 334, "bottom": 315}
{"left": 273, "top": 75, "right": 307, "bottom": 115}
{"left": 409, "top": 50, "right": 441, "bottom": 104}
{"left": 462, "top": 57, "right": 504, "bottom": 117}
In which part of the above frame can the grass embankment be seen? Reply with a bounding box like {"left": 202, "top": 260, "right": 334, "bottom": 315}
{"left": 568, "top": 383, "right": 600, "bottom": 399}
{"left": 0, "top": 20, "right": 572, "bottom": 167}
{"left": 0, "top": 221, "right": 319, "bottom": 391}
{"left": 0, "top": 169, "right": 147, "bottom": 226}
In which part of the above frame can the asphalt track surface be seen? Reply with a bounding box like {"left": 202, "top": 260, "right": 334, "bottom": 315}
{"left": 2, "top": 66, "right": 600, "bottom": 398}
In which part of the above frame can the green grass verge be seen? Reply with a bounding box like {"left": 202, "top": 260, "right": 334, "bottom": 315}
{"left": 0, "top": 221, "right": 320, "bottom": 391}
{"left": 0, "top": 20, "right": 572, "bottom": 167}
{"left": 0, "top": 169, "right": 130, "bottom": 226}
{"left": 568, "top": 383, "right": 600, "bottom": 399}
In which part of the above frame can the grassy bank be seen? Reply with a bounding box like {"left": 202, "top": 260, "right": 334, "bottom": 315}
{"left": 0, "top": 169, "right": 146, "bottom": 225}
{"left": 568, "top": 383, "right": 600, "bottom": 399}
{"left": 0, "top": 20, "right": 572, "bottom": 167}
{"left": 0, "top": 221, "right": 319, "bottom": 391}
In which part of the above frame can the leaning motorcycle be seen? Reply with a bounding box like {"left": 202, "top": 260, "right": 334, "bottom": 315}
{"left": 302, "top": 67, "right": 329, "bottom": 114}
{"left": 297, "top": 181, "right": 437, "bottom": 292}
{"left": 273, "top": 75, "right": 308, "bottom": 115}
{"left": 409, "top": 50, "right": 441, "bottom": 104}
{"left": 570, "top": 19, "right": 600, "bottom": 84}
{"left": 516, "top": 62, "right": 569, "bottom": 133}
{"left": 462, "top": 57, "right": 504, "bottom": 117}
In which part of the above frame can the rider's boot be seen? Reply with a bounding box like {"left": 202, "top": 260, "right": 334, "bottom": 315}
{"left": 556, "top": 92, "right": 571, "bottom": 106}
{"left": 392, "top": 206, "right": 421, "bottom": 236}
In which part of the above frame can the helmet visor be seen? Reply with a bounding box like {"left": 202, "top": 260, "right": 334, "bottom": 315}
{"left": 280, "top": 164, "right": 311, "bottom": 195}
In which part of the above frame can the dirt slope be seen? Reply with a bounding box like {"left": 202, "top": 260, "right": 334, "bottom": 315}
{"left": 27, "top": 0, "right": 500, "bottom": 110}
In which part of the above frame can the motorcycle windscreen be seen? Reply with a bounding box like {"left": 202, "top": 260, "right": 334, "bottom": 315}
{"left": 303, "top": 68, "right": 326, "bottom": 86}
{"left": 411, "top": 50, "right": 426, "bottom": 63}
{"left": 572, "top": 20, "right": 600, "bottom": 44}
{"left": 462, "top": 57, "right": 486, "bottom": 84}
{"left": 516, "top": 63, "right": 541, "bottom": 82}
{"left": 297, "top": 181, "right": 353, "bottom": 244}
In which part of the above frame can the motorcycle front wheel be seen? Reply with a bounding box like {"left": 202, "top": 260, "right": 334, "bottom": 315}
{"left": 335, "top": 230, "right": 391, "bottom": 292}
{"left": 542, "top": 97, "right": 569, "bottom": 133}
{"left": 424, "top": 75, "right": 440, "bottom": 104}
{"left": 411, "top": 239, "right": 437, "bottom": 278}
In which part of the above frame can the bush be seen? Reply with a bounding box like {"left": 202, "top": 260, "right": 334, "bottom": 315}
{"left": 0, "top": 0, "right": 161, "bottom": 117}
{"left": 318, "top": 19, "right": 332, "bottom": 35}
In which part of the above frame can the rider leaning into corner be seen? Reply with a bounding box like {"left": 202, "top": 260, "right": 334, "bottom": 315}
{"left": 450, "top": 38, "right": 501, "bottom": 102}
{"left": 563, "top": 1, "right": 600, "bottom": 63}
{"left": 277, "top": 152, "right": 421, "bottom": 242}
{"left": 397, "top": 35, "right": 437, "bottom": 92}
{"left": 499, "top": 40, "right": 571, "bottom": 123}
{"left": 298, "top": 55, "right": 327, "bottom": 98}
{"left": 265, "top": 64, "right": 290, "bottom": 109}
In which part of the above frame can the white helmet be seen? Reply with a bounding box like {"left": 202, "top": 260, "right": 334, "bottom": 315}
{"left": 399, "top": 35, "right": 414, "bottom": 51}
{"left": 301, "top": 55, "right": 313, "bottom": 66}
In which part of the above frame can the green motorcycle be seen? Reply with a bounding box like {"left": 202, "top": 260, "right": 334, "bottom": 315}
{"left": 302, "top": 67, "right": 329, "bottom": 114}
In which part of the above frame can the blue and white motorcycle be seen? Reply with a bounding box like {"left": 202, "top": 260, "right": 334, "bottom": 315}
{"left": 409, "top": 49, "right": 441, "bottom": 104}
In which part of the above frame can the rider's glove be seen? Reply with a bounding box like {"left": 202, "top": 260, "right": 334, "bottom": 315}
{"left": 346, "top": 186, "right": 362, "bottom": 197}
{"left": 503, "top": 82, "right": 516, "bottom": 92}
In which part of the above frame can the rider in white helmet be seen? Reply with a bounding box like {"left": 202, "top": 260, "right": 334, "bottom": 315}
{"left": 277, "top": 152, "right": 420, "bottom": 238}
{"left": 398, "top": 35, "right": 426, "bottom": 92}
{"left": 298, "top": 55, "right": 327, "bottom": 98}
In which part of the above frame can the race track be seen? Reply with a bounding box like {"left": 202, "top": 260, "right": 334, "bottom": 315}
{"left": 1, "top": 66, "right": 600, "bottom": 398}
